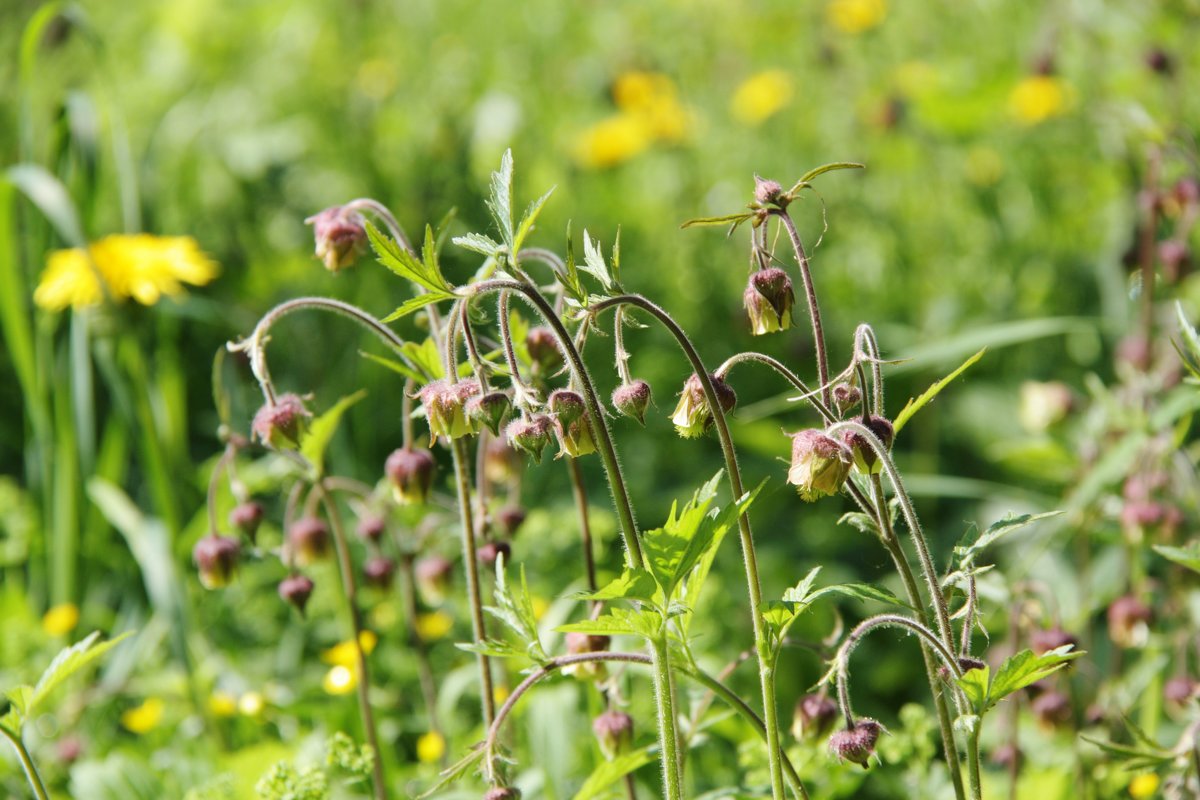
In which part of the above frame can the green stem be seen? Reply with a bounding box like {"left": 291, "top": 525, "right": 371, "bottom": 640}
{"left": 318, "top": 482, "right": 387, "bottom": 800}
{"left": 451, "top": 437, "right": 496, "bottom": 726}
{"left": 590, "top": 293, "right": 787, "bottom": 800}
{"left": 0, "top": 725, "right": 50, "bottom": 800}
{"left": 967, "top": 726, "right": 984, "bottom": 800}
{"left": 651, "top": 634, "right": 683, "bottom": 800}
{"left": 773, "top": 210, "right": 831, "bottom": 408}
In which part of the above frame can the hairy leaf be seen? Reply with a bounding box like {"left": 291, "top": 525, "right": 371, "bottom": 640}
{"left": 487, "top": 149, "right": 515, "bottom": 249}
{"left": 580, "top": 569, "right": 658, "bottom": 603}
{"left": 894, "top": 347, "right": 986, "bottom": 433}
{"left": 788, "top": 161, "right": 866, "bottom": 195}
{"left": 572, "top": 748, "right": 654, "bottom": 800}
{"left": 557, "top": 608, "right": 661, "bottom": 640}
{"left": 3, "top": 630, "right": 132, "bottom": 731}
{"left": 954, "top": 510, "right": 1063, "bottom": 564}
{"left": 513, "top": 186, "right": 555, "bottom": 255}
{"left": 680, "top": 212, "right": 754, "bottom": 230}
{"left": 957, "top": 645, "right": 1082, "bottom": 714}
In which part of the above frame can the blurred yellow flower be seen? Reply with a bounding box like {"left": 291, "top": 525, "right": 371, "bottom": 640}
{"left": 828, "top": 0, "right": 887, "bottom": 33}
{"left": 613, "top": 71, "right": 676, "bottom": 113}
{"left": 574, "top": 70, "right": 691, "bottom": 168}
{"left": 731, "top": 70, "right": 793, "bottom": 125}
{"left": 208, "top": 691, "right": 237, "bottom": 718}
{"left": 121, "top": 697, "right": 165, "bottom": 734}
{"left": 34, "top": 234, "right": 218, "bottom": 312}
{"left": 41, "top": 603, "right": 79, "bottom": 636}
{"left": 322, "top": 630, "right": 378, "bottom": 667}
{"left": 323, "top": 665, "right": 357, "bottom": 695}
{"left": 238, "top": 691, "right": 265, "bottom": 717}
{"left": 415, "top": 610, "right": 454, "bottom": 641}
{"left": 416, "top": 731, "right": 446, "bottom": 764}
{"left": 493, "top": 685, "right": 510, "bottom": 706}
{"left": 573, "top": 114, "right": 653, "bottom": 169}
{"left": 531, "top": 596, "right": 549, "bottom": 621}
{"left": 1009, "top": 75, "right": 1071, "bottom": 124}
{"left": 1129, "top": 773, "right": 1159, "bottom": 799}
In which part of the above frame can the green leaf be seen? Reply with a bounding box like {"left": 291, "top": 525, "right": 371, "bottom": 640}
{"left": 787, "top": 161, "right": 866, "bottom": 194}
{"left": 7, "top": 164, "right": 87, "bottom": 247}
{"left": 578, "top": 230, "right": 615, "bottom": 292}
{"left": 416, "top": 746, "right": 487, "bottom": 799}
{"left": 837, "top": 511, "right": 880, "bottom": 536}
{"left": 380, "top": 292, "right": 449, "bottom": 323}
{"left": 642, "top": 473, "right": 737, "bottom": 598}
{"left": 487, "top": 149, "right": 516, "bottom": 249}
{"left": 571, "top": 748, "right": 655, "bottom": 800}
{"left": 580, "top": 569, "right": 658, "bottom": 602}
{"left": 957, "top": 645, "right": 1082, "bottom": 714}
{"left": 1153, "top": 543, "right": 1200, "bottom": 574}
{"left": 401, "top": 338, "right": 445, "bottom": 381}
{"left": 1080, "top": 736, "right": 1174, "bottom": 771}
{"left": 456, "top": 638, "right": 523, "bottom": 659}
{"left": 782, "top": 568, "right": 910, "bottom": 611}
{"left": 366, "top": 221, "right": 452, "bottom": 294}
{"left": 680, "top": 212, "right": 754, "bottom": 229}
{"left": 780, "top": 566, "right": 824, "bottom": 606}
{"left": 358, "top": 350, "right": 426, "bottom": 384}
{"left": 513, "top": 186, "right": 555, "bottom": 255}
{"left": 893, "top": 347, "right": 986, "bottom": 433}
{"left": 452, "top": 231, "right": 502, "bottom": 257}
{"left": 955, "top": 511, "right": 1064, "bottom": 564}
{"left": 484, "top": 558, "right": 547, "bottom": 662}
{"left": 1174, "top": 301, "right": 1200, "bottom": 379}
{"left": 557, "top": 608, "right": 661, "bottom": 640}
{"left": 3, "top": 630, "right": 132, "bottom": 730}
{"left": 299, "top": 390, "right": 367, "bottom": 476}
{"left": 955, "top": 667, "right": 990, "bottom": 715}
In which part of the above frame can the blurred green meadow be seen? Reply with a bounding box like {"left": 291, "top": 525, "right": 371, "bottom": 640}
{"left": 2, "top": 0, "right": 1199, "bottom": 797}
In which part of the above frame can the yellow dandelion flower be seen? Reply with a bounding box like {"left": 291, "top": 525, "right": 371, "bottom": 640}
{"left": 416, "top": 731, "right": 446, "bottom": 764}
{"left": 493, "top": 685, "right": 510, "bottom": 706}
{"left": 321, "top": 630, "right": 378, "bottom": 667}
{"left": 573, "top": 114, "right": 653, "bottom": 170}
{"left": 828, "top": 0, "right": 887, "bottom": 34}
{"left": 613, "top": 71, "right": 677, "bottom": 113}
{"left": 238, "top": 691, "right": 265, "bottom": 717}
{"left": 41, "top": 603, "right": 79, "bottom": 636}
{"left": 415, "top": 610, "right": 454, "bottom": 642}
{"left": 121, "top": 697, "right": 165, "bottom": 734}
{"left": 1009, "top": 75, "right": 1071, "bottom": 125}
{"left": 323, "top": 665, "right": 357, "bottom": 695}
{"left": 208, "top": 691, "right": 237, "bottom": 718}
{"left": 34, "top": 234, "right": 218, "bottom": 312}
{"left": 1129, "top": 773, "right": 1159, "bottom": 799}
{"left": 731, "top": 70, "right": 793, "bottom": 125}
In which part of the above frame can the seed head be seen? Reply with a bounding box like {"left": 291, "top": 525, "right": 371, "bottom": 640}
{"left": 288, "top": 516, "right": 331, "bottom": 566}
{"left": 386, "top": 447, "right": 437, "bottom": 505}
{"left": 305, "top": 205, "right": 367, "bottom": 272}
{"left": 612, "top": 379, "right": 652, "bottom": 424}
{"left": 194, "top": 534, "right": 241, "bottom": 589}
{"left": 278, "top": 574, "right": 315, "bottom": 614}
{"left": 744, "top": 268, "right": 795, "bottom": 335}
{"left": 506, "top": 414, "right": 555, "bottom": 463}
{"left": 252, "top": 393, "right": 311, "bottom": 450}
{"left": 792, "top": 694, "right": 838, "bottom": 740}
{"left": 787, "top": 429, "right": 851, "bottom": 501}
{"left": 671, "top": 373, "right": 737, "bottom": 438}
{"left": 592, "top": 709, "right": 634, "bottom": 759}
{"left": 828, "top": 718, "right": 883, "bottom": 768}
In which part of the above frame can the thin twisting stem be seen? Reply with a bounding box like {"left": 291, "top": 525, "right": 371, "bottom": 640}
{"left": 714, "top": 352, "right": 836, "bottom": 423}
{"left": 772, "top": 210, "right": 831, "bottom": 408}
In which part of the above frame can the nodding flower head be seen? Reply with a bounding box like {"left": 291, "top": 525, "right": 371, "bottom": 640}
{"left": 506, "top": 414, "right": 555, "bottom": 463}
{"left": 496, "top": 505, "right": 527, "bottom": 538}
{"left": 787, "top": 429, "right": 851, "bottom": 501}
{"left": 385, "top": 447, "right": 437, "bottom": 505}
{"left": 612, "top": 379, "right": 652, "bottom": 424}
{"left": 477, "top": 540, "right": 512, "bottom": 568}
{"left": 840, "top": 415, "right": 895, "bottom": 474}
{"left": 483, "top": 788, "right": 521, "bottom": 800}
{"left": 563, "top": 632, "right": 611, "bottom": 681}
{"left": 744, "top": 268, "right": 795, "bottom": 335}
{"left": 548, "top": 389, "right": 587, "bottom": 427}
{"left": 415, "top": 555, "right": 453, "bottom": 605}
{"left": 1107, "top": 595, "right": 1152, "bottom": 649}
{"left": 792, "top": 694, "right": 838, "bottom": 740}
{"left": 592, "top": 709, "right": 634, "bottom": 759}
{"left": 1031, "top": 690, "right": 1072, "bottom": 729}
{"left": 278, "top": 574, "right": 315, "bottom": 614}
{"left": 829, "top": 718, "right": 883, "bottom": 768}
{"left": 363, "top": 556, "right": 396, "bottom": 590}
{"left": 554, "top": 414, "right": 597, "bottom": 459}
{"left": 194, "top": 534, "right": 241, "bottom": 589}
{"left": 832, "top": 382, "right": 862, "bottom": 416}
{"left": 288, "top": 516, "right": 331, "bottom": 566}
{"left": 1030, "top": 626, "right": 1078, "bottom": 656}
{"left": 229, "top": 501, "right": 265, "bottom": 544}
{"left": 417, "top": 380, "right": 476, "bottom": 443}
{"left": 525, "top": 326, "right": 562, "bottom": 376}
{"left": 466, "top": 391, "right": 511, "bottom": 436}
{"left": 252, "top": 393, "right": 311, "bottom": 450}
{"left": 356, "top": 515, "right": 386, "bottom": 543}
{"left": 671, "top": 373, "right": 737, "bottom": 438}
{"left": 304, "top": 205, "right": 367, "bottom": 272}
{"left": 754, "top": 175, "right": 785, "bottom": 206}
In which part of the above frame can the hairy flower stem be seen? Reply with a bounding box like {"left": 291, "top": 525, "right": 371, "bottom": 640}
{"left": 451, "top": 437, "right": 496, "bottom": 726}
{"left": 317, "top": 483, "right": 387, "bottom": 800}
{"left": 967, "top": 727, "right": 984, "bottom": 800}
{"left": 772, "top": 210, "right": 831, "bottom": 408}
{"left": 399, "top": 554, "right": 442, "bottom": 747}
{"left": 590, "top": 293, "right": 787, "bottom": 800}
{"left": 468, "top": 279, "right": 644, "bottom": 570}
{"left": 714, "top": 352, "right": 836, "bottom": 422}
{"left": 652, "top": 634, "right": 685, "bottom": 800}
{"left": 567, "top": 457, "right": 599, "bottom": 607}
{"left": 0, "top": 725, "right": 50, "bottom": 800}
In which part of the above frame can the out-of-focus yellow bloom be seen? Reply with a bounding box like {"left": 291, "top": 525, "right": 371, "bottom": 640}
{"left": 573, "top": 115, "right": 653, "bottom": 169}
{"left": 493, "top": 685, "right": 510, "bottom": 706}
{"left": 1129, "top": 773, "right": 1159, "bottom": 799}
{"left": 371, "top": 600, "right": 400, "bottom": 630}
{"left": 828, "top": 0, "right": 887, "bottom": 34}
{"left": 574, "top": 71, "right": 691, "bottom": 168}
{"left": 965, "top": 146, "right": 1004, "bottom": 187}
{"left": 322, "top": 630, "right": 378, "bottom": 667}
{"left": 323, "top": 665, "right": 357, "bottom": 695}
{"left": 531, "top": 596, "right": 550, "bottom": 621}
{"left": 42, "top": 603, "right": 79, "bottom": 636}
{"left": 208, "top": 691, "right": 237, "bottom": 718}
{"left": 1009, "top": 75, "right": 1071, "bottom": 124}
{"left": 613, "top": 71, "right": 675, "bottom": 113}
{"left": 416, "top": 731, "right": 446, "bottom": 764}
{"left": 415, "top": 610, "right": 454, "bottom": 642}
{"left": 34, "top": 235, "right": 218, "bottom": 312}
{"left": 121, "top": 697, "right": 165, "bottom": 734}
{"left": 731, "top": 70, "right": 793, "bottom": 125}
{"left": 238, "top": 691, "right": 265, "bottom": 717}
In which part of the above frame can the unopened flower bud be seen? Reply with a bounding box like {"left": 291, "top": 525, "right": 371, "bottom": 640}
{"left": 548, "top": 389, "right": 587, "bottom": 427}
{"left": 288, "top": 516, "right": 331, "bottom": 566}
{"left": 1031, "top": 690, "right": 1072, "bottom": 729}
{"left": 787, "top": 429, "right": 851, "bottom": 501}
{"left": 671, "top": 373, "right": 737, "bottom": 438}
{"left": 840, "top": 415, "right": 894, "bottom": 474}
{"left": 279, "top": 574, "right": 315, "bottom": 614}
{"left": 1107, "top": 595, "right": 1152, "bottom": 649}
{"left": 484, "top": 788, "right": 521, "bottom": 800}
{"left": 754, "top": 175, "right": 785, "bottom": 206}
{"left": 305, "top": 205, "right": 367, "bottom": 272}
{"left": 506, "top": 415, "right": 555, "bottom": 463}
{"left": 496, "top": 506, "right": 527, "bottom": 538}
{"left": 744, "top": 268, "right": 795, "bottom": 335}
{"left": 1165, "top": 676, "right": 1196, "bottom": 706}
{"left": 792, "top": 694, "right": 838, "bottom": 740}
{"left": 829, "top": 718, "right": 883, "bottom": 768}
{"left": 194, "top": 534, "right": 241, "bottom": 589}
{"left": 563, "top": 632, "right": 610, "bottom": 681}
{"left": 592, "top": 709, "right": 634, "bottom": 759}
{"left": 478, "top": 540, "right": 511, "bottom": 567}
{"left": 526, "top": 327, "right": 562, "bottom": 376}
{"left": 466, "top": 391, "right": 511, "bottom": 436}
{"left": 415, "top": 555, "right": 453, "bottom": 605}
{"left": 229, "top": 501, "right": 265, "bottom": 544}
{"left": 1144, "top": 48, "right": 1174, "bottom": 75}
{"left": 357, "top": 515, "right": 386, "bottom": 543}
{"left": 386, "top": 447, "right": 437, "bottom": 505}
{"left": 484, "top": 437, "right": 522, "bottom": 484}
{"left": 252, "top": 393, "right": 311, "bottom": 450}
{"left": 363, "top": 556, "right": 396, "bottom": 590}
{"left": 832, "top": 383, "right": 862, "bottom": 416}
{"left": 417, "top": 380, "right": 476, "bottom": 443}
{"left": 1030, "top": 626, "right": 1078, "bottom": 656}
{"left": 612, "top": 380, "right": 652, "bottom": 424}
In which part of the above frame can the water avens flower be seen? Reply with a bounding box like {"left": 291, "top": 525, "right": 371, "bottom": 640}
{"left": 415, "top": 555, "right": 453, "bottom": 605}
{"left": 484, "top": 787, "right": 521, "bottom": 800}
{"left": 829, "top": 718, "right": 883, "bottom": 767}
{"left": 840, "top": 415, "right": 895, "bottom": 473}
{"left": 251, "top": 393, "right": 311, "bottom": 450}
{"left": 744, "top": 267, "right": 795, "bottom": 335}
{"left": 363, "top": 556, "right": 397, "bottom": 590}
{"left": 34, "top": 234, "right": 218, "bottom": 311}
{"left": 466, "top": 391, "right": 511, "bottom": 436}
{"left": 1107, "top": 595, "right": 1152, "bottom": 649}
{"left": 671, "top": 373, "right": 737, "bottom": 438}
{"left": 304, "top": 205, "right": 367, "bottom": 272}
{"left": 194, "top": 533, "right": 241, "bottom": 589}
{"left": 288, "top": 516, "right": 331, "bottom": 566}
{"left": 386, "top": 447, "right": 436, "bottom": 505}
{"left": 592, "top": 709, "right": 634, "bottom": 759}
{"left": 506, "top": 414, "right": 555, "bottom": 462}
{"left": 495, "top": 505, "right": 527, "bottom": 538}
{"left": 229, "top": 501, "right": 265, "bottom": 543}
{"left": 792, "top": 694, "right": 839, "bottom": 740}
{"left": 356, "top": 515, "right": 386, "bottom": 543}
{"left": 563, "top": 632, "right": 610, "bottom": 681}
{"left": 278, "top": 574, "right": 315, "bottom": 614}
{"left": 787, "top": 429, "right": 851, "bottom": 501}
{"left": 612, "top": 379, "right": 652, "bottom": 424}
{"left": 525, "top": 327, "right": 563, "bottom": 376}
{"left": 477, "top": 540, "right": 512, "bottom": 568}
{"left": 548, "top": 389, "right": 587, "bottom": 426}
{"left": 417, "top": 380, "right": 476, "bottom": 442}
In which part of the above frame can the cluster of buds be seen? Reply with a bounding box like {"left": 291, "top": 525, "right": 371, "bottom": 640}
{"left": 252, "top": 393, "right": 312, "bottom": 450}
{"left": 744, "top": 267, "right": 795, "bottom": 335}
{"left": 385, "top": 447, "right": 436, "bottom": 505}
{"left": 671, "top": 373, "right": 737, "bottom": 438}
{"left": 305, "top": 205, "right": 367, "bottom": 272}
{"left": 548, "top": 389, "right": 596, "bottom": 458}
{"left": 828, "top": 718, "right": 883, "bottom": 768}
